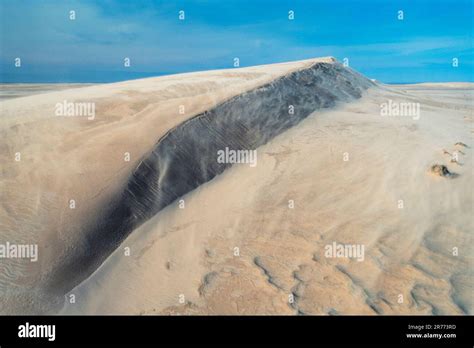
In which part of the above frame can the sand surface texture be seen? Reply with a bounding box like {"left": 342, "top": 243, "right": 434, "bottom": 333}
{"left": 0, "top": 58, "right": 472, "bottom": 314}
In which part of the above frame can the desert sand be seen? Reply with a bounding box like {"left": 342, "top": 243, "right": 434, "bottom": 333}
{"left": 0, "top": 58, "right": 472, "bottom": 315}
{"left": 0, "top": 84, "right": 94, "bottom": 101}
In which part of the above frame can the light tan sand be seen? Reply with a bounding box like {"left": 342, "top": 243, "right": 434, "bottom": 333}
{"left": 0, "top": 57, "right": 332, "bottom": 313}
{"left": 0, "top": 84, "right": 95, "bottom": 101}
{"left": 59, "top": 83, "right": 473, "bottom": 315}
{"left": 0, "top": 58, "right": 472, "bottom": 315}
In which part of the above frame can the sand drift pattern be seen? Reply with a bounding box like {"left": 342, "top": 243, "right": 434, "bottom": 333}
{"left": 50, "top": 62, "right": 373, "bottom": 298}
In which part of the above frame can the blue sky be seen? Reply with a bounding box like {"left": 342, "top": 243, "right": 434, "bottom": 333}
{"left": 0, "top": 0, "right": 472, "bottom": 83}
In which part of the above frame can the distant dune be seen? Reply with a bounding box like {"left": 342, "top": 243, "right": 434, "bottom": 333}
{"left": 0, "top": 58, "right": 472, "bottom": 315}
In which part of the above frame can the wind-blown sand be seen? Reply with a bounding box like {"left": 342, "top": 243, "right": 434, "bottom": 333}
{"left": 0, "top": 58, "right": 472, "bottom": 315}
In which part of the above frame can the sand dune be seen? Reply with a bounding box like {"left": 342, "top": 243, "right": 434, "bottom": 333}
{"left": 0, "top": 84, "right": 95, "bottom": 101}
{"left": 0, "top": 58, "right": 472, "bottom": 315}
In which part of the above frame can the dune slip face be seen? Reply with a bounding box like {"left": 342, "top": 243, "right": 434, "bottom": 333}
{"left": 47, "top": 60, "right": 373, "bottom": 304}
{"left": 61, "top": 80, "right": 472, "bottom": 316}
{"left": 0, "top": 58, "right": 326, "bottom": 314}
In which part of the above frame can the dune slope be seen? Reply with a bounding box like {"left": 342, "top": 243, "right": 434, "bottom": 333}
{"left": 61, "top": 82, "right": 473, "bottom": 315}
{"left": 0, "top": 58, "right": 472, "bottom": 315}
{"left": 1, "top": 57, "right": 332, "bottom": 313}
